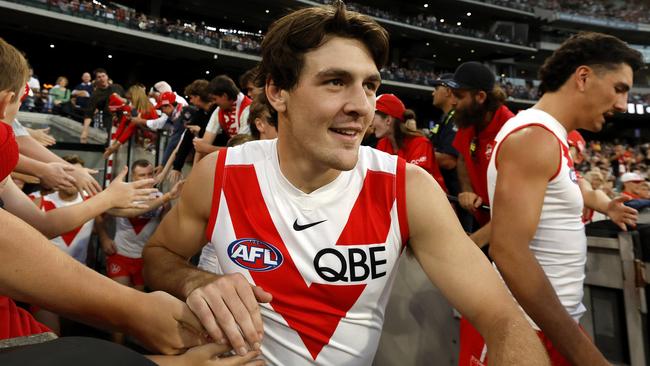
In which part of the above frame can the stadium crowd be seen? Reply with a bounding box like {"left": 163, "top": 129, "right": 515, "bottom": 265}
{"left": 1, "top": 1, "right": 648, "bottom": 365}
{"left": 480, "top": 0, "right": 650, "bottom": 25}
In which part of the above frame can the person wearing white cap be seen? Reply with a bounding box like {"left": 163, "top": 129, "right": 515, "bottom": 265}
{"left": 620, "top": 172, "right": 645, "bottom": 199}
{"left": 150, "top": 81, "right": 188, "bottom": 107}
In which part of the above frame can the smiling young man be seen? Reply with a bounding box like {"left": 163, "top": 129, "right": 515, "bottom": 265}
{"left": 484, "top": 32, "right": 643, "bottom": 366}
{"left": 144, "top": 2, "right": 549, "bottom": 365}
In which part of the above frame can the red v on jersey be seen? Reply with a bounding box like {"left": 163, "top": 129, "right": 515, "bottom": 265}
{"left": 41, "top": 200, "right": 82, "bottom": 246}
{"left": 223, "top": 165, "right": 396, "bottom": 360}
{"left": 128, "top": 217, "right": 151, "bottom": 235}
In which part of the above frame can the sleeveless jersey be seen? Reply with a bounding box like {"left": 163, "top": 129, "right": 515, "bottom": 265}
{"left": 114, "top": 192, "right": 164, "bottom": 258}
{"left": 204, "top": 139, "right": 409, "bottom": 365}
{"left": 41, "top": 192, "right": 94, "bottom": 263}
{"left": 487, "top": 108, "right": 586, "bottom": 329}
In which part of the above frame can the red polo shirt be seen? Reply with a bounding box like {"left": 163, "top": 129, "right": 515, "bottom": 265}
{"left": 452, "top": 104, "right": 514, "bottom": 225}
{"left": 377, "top": 135, "right": 448, "bottom": 192}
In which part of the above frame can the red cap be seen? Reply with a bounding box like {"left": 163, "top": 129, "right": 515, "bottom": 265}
{"left": 0, "top": 122, "right": 19, "bottom": 183}
{"left": 155, "top": 91, "right": 176, "bottom": 109}
{"left": 108, "top": 93, "right": 125, "bottom": 112}
{"left": 376, "top": 94, "right": 405, "bottom": 122}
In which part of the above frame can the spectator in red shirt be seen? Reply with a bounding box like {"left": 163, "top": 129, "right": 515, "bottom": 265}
{"left": 373, "top": 93, "right": 447, "bottom": 191}
{"left": 448, "top": 62, "right": 514, "bottom": 247}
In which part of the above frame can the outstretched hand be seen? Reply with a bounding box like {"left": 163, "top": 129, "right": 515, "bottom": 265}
{"left": 105, "top": 166, "right": 158, "bottom": 209}
{"left": 606, "top": 196, "right": 638, "bottom": 231}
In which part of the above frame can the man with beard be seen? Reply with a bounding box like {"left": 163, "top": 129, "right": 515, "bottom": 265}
{"left": 449, "top": 62, "right": 513, "bottom": 247}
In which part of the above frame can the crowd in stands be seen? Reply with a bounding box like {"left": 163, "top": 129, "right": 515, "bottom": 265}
{"left": 479, "top": 0, "right": 650, "bottom": 25}
{"left": 576, "top": 140, "right": 650, "bottom": 201}
{"left": 31, "top": 0, "right": 263, "bottom": 54}
{"left": 318, "top": 0, "right": 529, "bottom": 45}
{"left": 380, "top": 63, "right": 442, "bottom": 86}
{"left": 16, "top": 0, "right": 650, "bottom": 97}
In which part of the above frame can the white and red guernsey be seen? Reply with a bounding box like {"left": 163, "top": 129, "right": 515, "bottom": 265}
{"left": 205, "top": 139, "right": 409, "bottom": 365}
{"left": 40, "top": 192, "right": 94, "bottom": 263}
{"left": 114, "top": 192, "right": 164, "bottom": 258}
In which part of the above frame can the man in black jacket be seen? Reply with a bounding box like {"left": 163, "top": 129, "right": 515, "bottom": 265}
{"left": 80, "top": 68, "right": 124, "bottom": 143}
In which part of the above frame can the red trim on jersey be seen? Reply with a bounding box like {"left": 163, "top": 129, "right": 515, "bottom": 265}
{"left": 222, "top": 165, "right": 366, "bottom": 361}
{"left": 41, "top": 199, "right": 82, "bottom": 246}
{"left": 493, "top": 123, "right": 563, "bottom": 181}
{"left": 205, "top": 149, "right": 229, "bottom": 242}
{"left": 335, "top": 169, "right": 394, "bottom": 245}
{"left": 128, "top": 217, "right": 151, "bottom": 235}
{"left": 396, "top": 158, "right": 409, "bottom": 249}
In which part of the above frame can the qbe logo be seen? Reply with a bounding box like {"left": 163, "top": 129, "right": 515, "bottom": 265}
{"left": 228, "top": 238, "right": 284, "bottom": 272}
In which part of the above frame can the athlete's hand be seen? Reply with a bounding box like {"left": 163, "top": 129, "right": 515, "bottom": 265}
{"left": 128, "top": 291, "right": 208, "bottom": 355}
{"left": 186, "top": 273, "right": 272, "bottom": 357}
{"left": 104, "top": 166, "right": 158, "bottom": 209}
{"left": 69, "top": 165, "right": 102, "bottom": 196}
{"left": 459, "top": 191, "right": 482, "bottom": 212}
{"left": 152, "top": 343, "right": 265, "bottom": 366}
{"left": 37, "top": 162, "right": 76, "bottom": 190}
{"left": 606, "top": 196, "right": 638, "bottom": 231}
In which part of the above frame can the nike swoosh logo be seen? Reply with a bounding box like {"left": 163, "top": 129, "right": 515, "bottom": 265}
{"left": 293, "top": 219, "right": 327, "bottom": 231}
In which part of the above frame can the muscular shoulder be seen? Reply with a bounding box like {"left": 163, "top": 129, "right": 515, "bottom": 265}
{"left": 496, "top": 125, "right": 560, "bottom": 179}
{"left": 182, "top": 151, "right": 219, "bottom": 220}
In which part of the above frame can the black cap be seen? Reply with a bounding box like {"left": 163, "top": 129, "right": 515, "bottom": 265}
{"left": 431, "top": 73, "right": 455, "bottom": 87}
{"left": 446, "top": 62, "right": 495, "bottom": 91}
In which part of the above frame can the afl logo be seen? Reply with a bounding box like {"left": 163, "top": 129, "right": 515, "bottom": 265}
{"left": 228, "top": 239, "right": 283, "bottom": 272}
{"left": 569, "top": 169, "right": 578, "bottom": 184}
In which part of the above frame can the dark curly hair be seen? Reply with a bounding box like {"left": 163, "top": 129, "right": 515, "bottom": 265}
{"left": 538, "top": 32, "right": 643, "bottom": 94}
{"left": 255, "top": 0, "right": 389, "bottom": 91}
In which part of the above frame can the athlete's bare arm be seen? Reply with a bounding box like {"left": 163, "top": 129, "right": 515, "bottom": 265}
{"left": 578, "top": 178, "right": 637, "bottom": 230}
{"left": 0, "top": 208, "right": 205, "bottom": 355}
{"left": 406, "top": 164, "right": 549, "bottom": 365}
{"left": 490, "top": 126, "right": 609, "bottom": 365}
{"left": 1, "top": 167, "right": 156, "bottom": 239}
{"left": 144, "top": 151, "right": 271, "bottom": 357}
